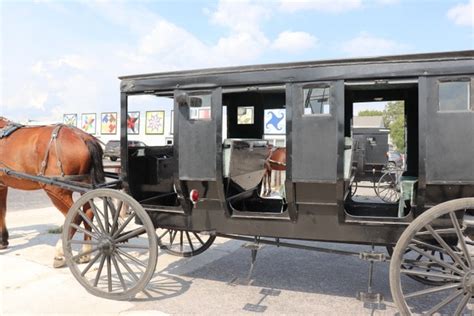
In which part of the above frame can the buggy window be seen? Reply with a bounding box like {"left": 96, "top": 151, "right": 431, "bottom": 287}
{"left": 438, "top": 79, "right": 471, "bottom": 112}
{"left": 303, "top": 86, "right": 330, "bottom": 115}
{"left": 189, "top": 93, "right": 212, "bottom": 120}
{"left": 237, "top": 106, "right": 254, "bottom": 124}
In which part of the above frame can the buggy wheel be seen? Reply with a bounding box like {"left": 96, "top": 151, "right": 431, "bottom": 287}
{"left": 376, "top": 171, "right": 400, "bottom": 203}
{"left": 63, "top": 189, "right": 157, "bottom": 300}
{"left": 387, "top": 245, "right": 460, "bottom": 286}
{"left": 156, "top": 228, "right": 216, "bottom": 257}
{"left": 390, "top": 198, "right": 474, "bottom": 315}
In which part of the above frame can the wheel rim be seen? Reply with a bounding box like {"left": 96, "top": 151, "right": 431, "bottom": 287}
{"left": 377, "top": 171, "right": 400, "bottom": 203}
{"left": 390, "top": 198, "right": 474, "bottom": 315}
{"left": 156, "top": 228, "right": 216, "bottom": 257}
{"left": 63, "top": 189, "right": 157, "bottom": 300}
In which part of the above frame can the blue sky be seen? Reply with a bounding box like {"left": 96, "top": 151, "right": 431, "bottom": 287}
{"left": 1, "top": 0, "right": 473, "bottom": 122}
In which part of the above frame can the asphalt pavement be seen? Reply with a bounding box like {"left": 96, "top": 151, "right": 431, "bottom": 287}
{"left": 1, "top": 182, "right": 472, "bottom": 315}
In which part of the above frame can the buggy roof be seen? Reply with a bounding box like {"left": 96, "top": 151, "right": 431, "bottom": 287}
{"left": 119, "top": 50, "right": 474, "bottom": 80}
{"left": 119, "top": 50, "right": 474, "bottom": 93}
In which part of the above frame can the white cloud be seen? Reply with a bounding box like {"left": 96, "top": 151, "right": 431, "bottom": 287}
{"left": 279, "top": 0, "right": 362, "bottom": 13}
{"left": 272, "top": 31, "right": 318, "bottom": 54}
{"left": 210, "top": 0, "right": 271, "bottom": 32}
{"left": 341, "top": 33, "right": 408, "bottom": 57}
{"left": 447, "top": 0, "right": 474, "bottom": 27}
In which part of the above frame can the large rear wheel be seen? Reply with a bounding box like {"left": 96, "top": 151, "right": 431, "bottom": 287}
{"left": 63, "top": 189, "right": 158, "bottom": 300}
{"left": 390, "top": 198, "right": 474, "bottom": 315}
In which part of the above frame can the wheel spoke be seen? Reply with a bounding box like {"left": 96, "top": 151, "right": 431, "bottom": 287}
{"left": 70, "top": 223, "right": 98, "bottom": 239}
{"left": 111, "top": 254, "right": 128, "bottom": 292}
{"left": 107, "top": 255, "right": 112, "bottom": 292}
{"left": 81, "top": 251, "right": 102, "bottom": 277}
{"left": 404, "top": 283, "right": 461, "bottom": 299}
{"left": 425, "top": 224, "right": 469, "bottom": 271}
{"left": 114, "top": 251, "right": 140, "bottom": 282}
{"left": 400, "top": 269, "right": 462, "bottom": 281}
{"left": 186, "top": 231, "right": 194, "bottom": 253}
{"left": 71, "top": 247, "right": 99, "bottom": 262}
{"left": 68, "top": 239, "right": 99, "bottom": 246}
{"left": 117, "top": 243, "right": 149, "bottom": 250}
{"left": 408, "top": 244, "right": 464, "bottom": 275}
{"left": 112, "top": 212, "right": 136, "bottom": 239}
{"left": 108, "top": 198, "right": 121, "bottom": 236}
{"left": 93, "top": 255, "right": 106, "bottom": 287}
{"left": 193, "top": 232, "right": 205, "bottom": 245}
{"left": 77, "top": 208, "right": 101, "bottom": 235}
{"left": 449, "top": 212, "right": 472, "bottom": 268}
{"left": 169, "top": 230, "right": 177, "bottom": 246}
{"left": 425, "top": 289, "right": 462, "bottom": 315}
{"left": 453, "top": 293, "right": 470, "bottom": 315}
{"left": 89, "top": 201, "right": 106, "bottom": 233}
{"left": 180, "top": 231, "right": 183, "bottom": 252}
{"left": 116, "top": 248, "right": 147, "bottom": 269}
{"left": 115, "top": 227, "right": 146, "bottom": 243}
{"left": 103, "top": 198, "right": 109, "bottom": 234}
{"left": 157, "top": 229, "right": 169, "bottom": 241}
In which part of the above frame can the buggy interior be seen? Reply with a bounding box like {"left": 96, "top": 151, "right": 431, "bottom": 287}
{"left": 125, "top": 79, "right": 420, "bottom": 219}
{"left": 343, "top": 80, "right": 419, "bottom": 218}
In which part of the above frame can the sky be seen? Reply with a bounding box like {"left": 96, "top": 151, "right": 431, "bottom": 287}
{"left": 1, "top": 0, "right": 473, "bottom": 123}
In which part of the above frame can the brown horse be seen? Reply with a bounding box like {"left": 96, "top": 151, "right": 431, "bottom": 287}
{"left": 0, "top": 117, "right": 105, "bottom": 267}
{"left": 263, "top": 147, "right": 286, "bottom": 196}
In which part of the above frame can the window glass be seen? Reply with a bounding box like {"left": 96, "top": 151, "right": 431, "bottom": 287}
{"left": 303, "top": 86, "right": 330, "bottom": 115}
{"left": 439, "top": 81, "right": 470, "bottom": 111}
{"left": 237, "top": 106, "right": 254, "bottom": 124}
{"left": 189, "top": 94, "right": 211, "bottom": 120}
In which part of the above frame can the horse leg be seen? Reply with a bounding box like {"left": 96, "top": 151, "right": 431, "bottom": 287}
{"left": 266, "top": 169, "right": 272, "bottom": 196}
{"left": 0, "top": 186, "right": 9, "bottom": 249}
{"left": 44, "top": 189, "right": 86, "bottom": 268}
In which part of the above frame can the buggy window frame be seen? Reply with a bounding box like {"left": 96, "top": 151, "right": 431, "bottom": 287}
{"left": 437, "top": 77, "right": 473, "bottom": 113}
{"left": 302, "top": 83, "right": 332, "bottom": 116}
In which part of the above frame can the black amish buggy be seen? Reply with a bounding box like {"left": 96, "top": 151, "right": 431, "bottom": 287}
{"left": 8, "top": 51, "right": 474, "bottom": 314}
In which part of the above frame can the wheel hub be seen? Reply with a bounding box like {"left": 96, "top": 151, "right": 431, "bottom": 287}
{"left": 98, "top": 236, "right": 115, "bottom": 255}
{"left": 462, "top": 271, "right": 474, "bottom": 294}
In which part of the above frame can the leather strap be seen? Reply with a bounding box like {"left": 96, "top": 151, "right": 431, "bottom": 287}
{"left": 39, "top": 125, "right": 65, "bottom": 177}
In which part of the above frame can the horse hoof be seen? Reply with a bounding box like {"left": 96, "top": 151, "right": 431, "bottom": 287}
{"left": 0, "top": 244, "right": 8, "bottom": 250}
{"left": 78, "top": 255, "right": 90, "bottom": 264}
{"left": 53, "top": 257, "right": 66, "bottom": 268}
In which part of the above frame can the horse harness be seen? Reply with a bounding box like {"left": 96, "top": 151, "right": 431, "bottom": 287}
{"left": 0, "top": 123, "right": 23, "bottom": 139}
{"left": 39, "top": 125, "right": 65, "bottom": 177}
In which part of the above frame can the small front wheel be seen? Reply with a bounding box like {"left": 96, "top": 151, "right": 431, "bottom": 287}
{"left": 156, "top": 228, "right": 216, "bottom": 257}
{"left": 63, "top": 189, "right": 158, "bottom": 300}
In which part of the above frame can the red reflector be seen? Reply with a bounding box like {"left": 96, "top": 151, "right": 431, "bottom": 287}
{"left": 190, "top": 189, "right": 199, "bottom": 203}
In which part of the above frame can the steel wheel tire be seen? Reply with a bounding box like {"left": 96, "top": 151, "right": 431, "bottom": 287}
{"left": 63, "top": 189, "right": 158, "bottom": 300}
{"left": 390, "top": 198, "right": 474, "bottom": 315}
{"left": 156, "top": 228, "right": 216, "bottom": 257}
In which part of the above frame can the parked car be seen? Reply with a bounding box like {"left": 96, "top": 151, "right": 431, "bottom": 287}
{"left": 386, "top": 151, "right": 404, "bottom": 169}
{"left": 104, "top": 140, "right": 146, "bottom": 161}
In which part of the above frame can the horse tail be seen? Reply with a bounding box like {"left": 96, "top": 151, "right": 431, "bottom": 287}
{"left": 85, "top": 139, "right": 105, "bottom": 185}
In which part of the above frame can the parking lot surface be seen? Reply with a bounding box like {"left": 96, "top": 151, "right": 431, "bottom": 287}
{"left": 1, "top": 188, "right": 472, "bottom": 315}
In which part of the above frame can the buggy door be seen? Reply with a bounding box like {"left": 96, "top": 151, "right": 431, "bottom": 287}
{"left": 421, "top": 76, "right": 474, "bottom": 185}
{"left": 174, "top": 88, "right": 223, "bottom": 210}
{"left": 286, "top": 81, "right": 344, "bottom": 209}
